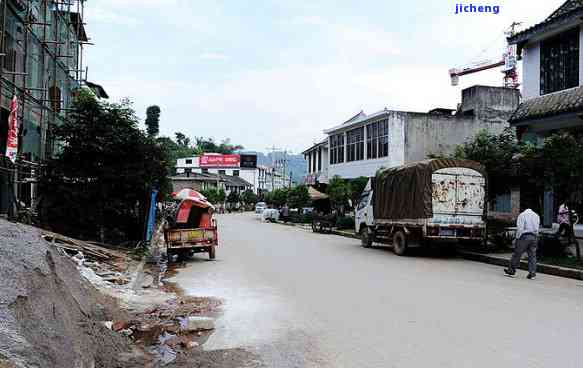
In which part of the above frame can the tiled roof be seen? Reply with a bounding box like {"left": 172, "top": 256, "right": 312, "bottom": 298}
{"left": 546, "top": 0, "right": 583, "bottom": 21}
{"left": 509, "top": 86, "right": 583, "bottom": 123}
{"left": 508, "top": 0, "right": 583, "bottom": 44}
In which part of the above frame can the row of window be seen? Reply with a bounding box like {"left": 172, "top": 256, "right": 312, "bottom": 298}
{"left": 330, "top": 119, "right": 389, "bottom": 164}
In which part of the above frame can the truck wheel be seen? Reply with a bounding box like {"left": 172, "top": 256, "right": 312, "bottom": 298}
{"left": 360, "top": 226, "right": 373, "bottom": 248}
{"left": 393, "top": 231, "right": 408, "bottom": 256}
{"left": 208, "top": 246, "right": 216, "bottom": 260}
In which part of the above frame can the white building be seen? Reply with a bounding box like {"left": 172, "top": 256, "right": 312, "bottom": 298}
{"left": 304, "top": 86, "right": 520, "bottom": 183}
{"left": 176, "top": 154, "right": 290, "bottom": 194}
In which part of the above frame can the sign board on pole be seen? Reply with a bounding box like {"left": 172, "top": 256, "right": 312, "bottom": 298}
{"left": 5, "top": 96, "right": 18, "bottom": 163}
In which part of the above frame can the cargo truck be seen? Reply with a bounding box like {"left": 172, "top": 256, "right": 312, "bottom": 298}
{"left": 355, "top": 159, "right": 487, "bottom": 255}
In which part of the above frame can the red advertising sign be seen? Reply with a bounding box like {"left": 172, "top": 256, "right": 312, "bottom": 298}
{"left": 5, "top": 96, "right": 18, "bottom": 163}
{"left": 199, "top": 154, "right": 240, "bottom": 168}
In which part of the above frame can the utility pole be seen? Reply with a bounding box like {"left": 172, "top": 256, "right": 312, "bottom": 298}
{"left": 266, "top": 145, "right": 281, "bottom": 190}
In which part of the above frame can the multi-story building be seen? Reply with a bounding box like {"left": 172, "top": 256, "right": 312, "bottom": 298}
{"left": 506, "top": 0, "right": 583, "bottom": 225}
{"left": 176, "top": 153, "right": 292, "bottom": 195}
{"left": 303, "top": 85, "right": 519, "bottom": 184}
{"left": 0, "top": 0, "right": 91, "bottom": 215}
{"left": 508, "top": 0, "right": 583, "bottom": 141}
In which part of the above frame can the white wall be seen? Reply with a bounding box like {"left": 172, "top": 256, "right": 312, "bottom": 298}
{"left": 522, "top": 42, "right": 541, "bottom": 100}
{"left": 327, "top": 112, "right": 405, "bottom": 179}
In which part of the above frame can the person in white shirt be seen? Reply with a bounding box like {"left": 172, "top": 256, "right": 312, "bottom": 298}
{"left": 505, "top": 208, "right": 540, "bottom": 279}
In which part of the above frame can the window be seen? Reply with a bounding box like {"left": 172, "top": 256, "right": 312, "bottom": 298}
{"left": 312, "top": 151, "right": 317, "bottom": 172}
{"left": 346, "top": 127, "right": 364, "bottom": 162}
{"left": 317, "top": 147, "right": 322, "bottom": 171}
{"left": 218, "top": 170, "right": 226, "bottom": 175}
{"left": 201, "top": 168, "right": 209, "bottom": 174}
{"left": 233, "top": 170, "right": 240, "bottom": 176}
{"left": 540, "top": 28, "right": 580, "bottom": 95}
{"left": 185, "top": 159, "right": 192, "bottom": 164}
{"left": 330, "top": 134, "right": 344, "bottom": 164}
{"left": 367, "top": 119, "right": 389, "bottom": 159}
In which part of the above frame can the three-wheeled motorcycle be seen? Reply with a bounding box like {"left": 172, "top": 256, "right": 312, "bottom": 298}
{"left": 164, "top": 189, "right": 218, "bottom": 260}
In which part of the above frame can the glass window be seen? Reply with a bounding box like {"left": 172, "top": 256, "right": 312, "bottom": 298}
{"left": 330, "top": 134, "right": 345, "bottom": 164}
{"left": 218, "top": 170, "right": 226, "bottom": 175}
{"left": 185, "top": 159, "right": 192, "bottom": 164}
{"left": 540, "top": 28, "right": 579, "bottom": 95}
{"left": 201, "top": 168, "right": 209, "bottom": 174}
{"left": 233, "top": 170, "right": 240, "bottom": 176}
{"left": 347, "top": 127, "right": 364, "bottom": 162}
{"left": 366, "top": 119, "right": 389, "bottom": 159}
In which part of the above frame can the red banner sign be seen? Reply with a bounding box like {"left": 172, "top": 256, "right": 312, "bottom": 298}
{"left": 199, "top": 154, "right": 240, "bottom": 168}
{"left": 5, "top": 96, "right": 18, "bottom": 163}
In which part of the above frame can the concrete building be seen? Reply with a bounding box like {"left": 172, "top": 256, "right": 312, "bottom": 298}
{"left": 169, "top": 172, "right": 252, "bottom": 194}
{"left": 0, "top": 0, "right": 91, "bottom": 216}
{"left": 176, "top": 153, "right": 290, "bottom": 194}
{"left": 508, "top": 0, "right": 583, "bottom": 140}
{"left": 303, "top": 85, "right": 519, "bottom": 183}
{"left": 505, "top": 0, "right": 583, "bottom": 225}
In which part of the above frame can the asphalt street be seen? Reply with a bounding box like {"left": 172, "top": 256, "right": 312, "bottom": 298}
{"left": 170, "top": 213, "right": 583, "bottom": 368}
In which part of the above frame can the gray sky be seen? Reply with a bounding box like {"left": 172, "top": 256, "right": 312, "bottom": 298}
{"left": 84, "top": 0, "right": 565, "bottom": 153}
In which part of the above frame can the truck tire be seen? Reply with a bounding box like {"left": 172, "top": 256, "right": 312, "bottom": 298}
{"left": 393, "top": 231, "right": 408, "bottom": 256}
{"left": 208, "top": 246, "right": 216, "bottom": 260}
{"left": 360, "top": 226, "right": 373, "bottom": 248}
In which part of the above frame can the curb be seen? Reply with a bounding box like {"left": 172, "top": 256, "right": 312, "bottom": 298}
{"left": 459, "top": 251, "right": 583, "bottom": 281}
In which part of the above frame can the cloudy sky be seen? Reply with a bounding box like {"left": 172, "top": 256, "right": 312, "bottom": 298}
{"left": 84, "top": 0, "right": 565, "bottom": 153}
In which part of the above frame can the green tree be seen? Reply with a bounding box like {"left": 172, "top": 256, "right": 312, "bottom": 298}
{"left": 39, "top": 91, "right": 169, "bottom": 242}
{"left": 226, "top": 191, "right": 240, "bottom": 205}
{"left": 349, "top": 177, "right": 369, "bottom": 204}
{"left": 217, "top": 189, "right": 227, "bottom": 203}
{"left": 195, "top": 137, "right": 244, "bottom": 154}
{"left": 326, "top": 176, "right": 352, "bottom": 211}
{"left": 241, "top": 189, "right": 258, "bottom": 205}
{"left": 265, "top": 188, "right": 289, "bottom": 207}
{"left": 145, "top": 105, "right": 161, "bottom": 137}
{"left": 287, "top": 185, "right": 310, "bottom": 209}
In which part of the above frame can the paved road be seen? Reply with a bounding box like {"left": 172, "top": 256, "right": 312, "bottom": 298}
{"left": 170, "top": 213, "right": 583, "bottom": 368}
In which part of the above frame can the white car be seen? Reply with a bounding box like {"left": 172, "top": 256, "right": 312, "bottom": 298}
{"left": 255, "top": 202, "right": 267, "bottom": 214}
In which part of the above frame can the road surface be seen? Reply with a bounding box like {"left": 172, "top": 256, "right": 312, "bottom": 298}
{"left": 170, "top": 213, "right": 583, "bottom": 367}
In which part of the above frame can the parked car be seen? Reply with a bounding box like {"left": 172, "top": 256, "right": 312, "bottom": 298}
{"left": 355, "top": 159, "right": 487, "bottom": 255}
{"left": 255, "top": 202, "right": 267, "bottom": 214}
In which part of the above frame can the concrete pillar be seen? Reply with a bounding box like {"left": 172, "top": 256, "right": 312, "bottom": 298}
{"left": 343, "top": 132, "right": 347, "bottom": 163}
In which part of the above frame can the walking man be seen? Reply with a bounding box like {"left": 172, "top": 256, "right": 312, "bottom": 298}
{"left": 505, "top": 207, "right": 540, "bottom": 279}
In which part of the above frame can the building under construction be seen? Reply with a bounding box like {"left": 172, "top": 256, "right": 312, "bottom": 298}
{"left": 0, "top": 0, "right": 94, "bottom": 216}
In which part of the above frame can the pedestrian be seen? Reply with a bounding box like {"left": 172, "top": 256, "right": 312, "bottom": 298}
{"left": 557, "top": 203, "right": 572, "bottom": 238}
{"left": 505, "top": 207, "right": 540, "bottom": 279}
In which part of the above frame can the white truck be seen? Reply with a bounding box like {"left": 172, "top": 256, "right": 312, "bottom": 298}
{"left": 355, "top": 159, "right": 487, "bottom": 255}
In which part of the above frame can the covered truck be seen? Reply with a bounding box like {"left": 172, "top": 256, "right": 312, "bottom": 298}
{"left": 355, "top": 159, "right": 487, "bottom": 255}
{"left": 165, "top": 189, "right": 218, "bottom": 260}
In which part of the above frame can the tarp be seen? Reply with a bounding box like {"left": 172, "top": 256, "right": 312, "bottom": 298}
{"left": 308, "top": 186, "right": 329, "bottom": 201}
{"left": 373, "top": 159, "right": 486, "bottom": 220}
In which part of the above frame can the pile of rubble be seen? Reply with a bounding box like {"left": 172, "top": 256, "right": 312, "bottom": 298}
{"left": 43, "top": 226, "right": 224, "bottom": 366}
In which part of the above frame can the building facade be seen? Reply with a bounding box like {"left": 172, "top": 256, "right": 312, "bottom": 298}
{"left": 508, "top": 0, "right": 583, "bottom": 140}
{"left": 176, "top": 153, "right": 291, "bottom": 194}
{"left": 506, "top": 0, "right": 583, "bottom": 225}
{"left": 0, "top": 0, "right": 90, "bottom": 215}
{"left": 304, "top": 85, "right": 519, "bottom": 183}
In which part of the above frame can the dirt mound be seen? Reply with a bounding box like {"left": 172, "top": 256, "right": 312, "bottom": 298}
{"left": 0, "top": 220, "right": 139, "bottom": 368}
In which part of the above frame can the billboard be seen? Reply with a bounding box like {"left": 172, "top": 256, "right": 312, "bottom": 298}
{"left": 240, "top": 154, "right": 257, "bottom": 169}
{"left": 199, "top": 154, "right": 240, "bottom": 168}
